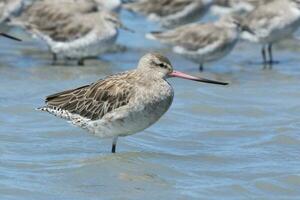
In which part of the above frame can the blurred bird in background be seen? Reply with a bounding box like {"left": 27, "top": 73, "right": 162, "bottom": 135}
{"left": 9, "top": 0, "right": 132, "bottom": 65}
{"left": 147, "top": 15, "right": 253, "bottom": 71}
{"left": 1, "top": 0, "right": 299, "bottom": 70}
{"left": 95, "top": 0, "right": 122, "bottom": 12}
{"left": 240, "top": 0, "right": 300, "bottom": 68}
{"left": 123, "top": 0, "right": 214, "bottom": 27}
{"left": 211, "top": 0, "right": 274, "bottom": 16}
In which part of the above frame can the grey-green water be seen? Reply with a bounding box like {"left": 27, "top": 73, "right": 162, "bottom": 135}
{"left": 1, "top": 10, "right": 300, "bottom": 200}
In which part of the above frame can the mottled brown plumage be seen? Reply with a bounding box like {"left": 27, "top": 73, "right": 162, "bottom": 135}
{"left": 124, "top": 0, "right": 213, "bottom": 27}
{"left": 43, "top": 12, "right": 108, "bottom": 42}
{"left": 11, "top": 0, "right": 98, "bottom": 34}
{"left": 45, "top": 72, "right": 135, "bottom": 120}
{"left": 127, "top": 0, "right": 197, "bottom": 17}
{"left": 215, "top": 0, "right": 273, "bottom": 7}
{"left": 212, "top": 0, "right": 274, "bottom": 16}
{"left": 150, "top": 23, "right": 226, "bottom": 51}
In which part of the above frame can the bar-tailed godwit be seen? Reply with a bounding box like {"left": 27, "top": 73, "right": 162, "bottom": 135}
{"left": 38, "top": 53, "right": 228, "bottom": 153}
{"left": 147, "top": 15, "right": 253, "bottom": 71}
{"left": 11, "top": 8, "right": 131, "bottom": 65}
{"left": 241, "top": 0, "right": 300, "bottom": 68}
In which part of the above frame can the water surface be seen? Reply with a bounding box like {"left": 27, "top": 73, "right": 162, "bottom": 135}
{"left": 0, "top": 9, "right": 300, "bottom": 200}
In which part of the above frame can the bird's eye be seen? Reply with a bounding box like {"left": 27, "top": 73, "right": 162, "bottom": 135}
{"left": 159, "top": 63, "right": 166, "bottom": 68}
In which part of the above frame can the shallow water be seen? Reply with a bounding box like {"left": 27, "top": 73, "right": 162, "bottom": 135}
{"left": 1, "top": 9, "right": 300, "bottom": 200}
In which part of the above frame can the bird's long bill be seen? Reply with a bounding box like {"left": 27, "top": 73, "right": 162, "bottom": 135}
{"left": 0, "top": 33, "right": 22, "bottom": 41}
{"left": 169, "top": 70, "right": 228, "bottom": 85}
{"left": 120, "top": 23, "right": 135, "bottom": 33}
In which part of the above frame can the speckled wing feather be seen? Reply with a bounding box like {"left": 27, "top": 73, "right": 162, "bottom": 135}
{"left": 125, "top": 0, "right": 198, "bottom": 16}
{"left": 153, "top": 0, "right": 200, "bottom": 17}
{"left": 44, "top": 72, "right": 135, "bottom": 120}
{"left": 32, "top": 12, "right": 97, "bottom": 42}
{"left": 46, "top": 14, "right": 93, "bottom": 42}
{"left": 242, "top": 1, "right": 284, "bottom": 31}
{"left": 152, "top": 23, "right": 224, "bottom": 51}
{"left": 13, "top": 0, "right": 97, "bottom": 41}
{"left": 215, "top": 0, "right": 272, "bottom": 7}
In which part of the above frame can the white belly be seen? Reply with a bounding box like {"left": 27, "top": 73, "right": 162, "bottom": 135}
{"left": 86, "top": 96, "right": 173, "bottom": 138}
{"left": 51, "top": 29, "right": 118, "bottom": 59}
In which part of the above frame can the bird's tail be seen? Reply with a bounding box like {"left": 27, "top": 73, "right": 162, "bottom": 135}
{"left": 36, "top": 106, "right": 71, "bottom": 121}
{"left": 36, "top": 106, "right": 47, "bottom": 111}
{"left": 37, "top": 106, "right": 90, "bottom": 129}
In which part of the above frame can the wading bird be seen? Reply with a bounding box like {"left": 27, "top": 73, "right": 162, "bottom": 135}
{"left": 38, "top": 53, "right": 228, "bottom": 153}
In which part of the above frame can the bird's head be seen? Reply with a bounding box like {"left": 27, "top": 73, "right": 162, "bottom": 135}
{"left": 103, "top": 11, "right": 134, "bottom": 32}
{"left": 137, "top": 53, "right": 228, "bottom": 85}
{"left": 219, "top": 15, "right": 254, "bottom": 34}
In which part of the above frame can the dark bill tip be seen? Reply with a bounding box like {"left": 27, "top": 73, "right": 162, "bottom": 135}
{"left": 193, "top": 77, "right": 229, "bottom": 85}
{"left": 0, "top": 33, "right": 22, "bottom": 41}
{"left": 169, "top": 70, "right": 229, "bottom": 86}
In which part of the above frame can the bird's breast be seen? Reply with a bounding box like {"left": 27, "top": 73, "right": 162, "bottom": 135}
{"left": 128, "top": 80, "right": 174, "bottom": 128}
{"left": 134, "top": 80, "right": 174, "bottom": 115}
{"left": 88, "top": 80, "right": 174, "bottom": 138}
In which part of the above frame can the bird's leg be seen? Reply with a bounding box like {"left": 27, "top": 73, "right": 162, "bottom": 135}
{"left": 268, "top": 43, "right": 273, "bottom": 69}
{"left": 78, "top": 58, "right": 85, "bottom": 66}
{"left": 261, "top": 45, "right": 267, "bottom": 69}
{"left": 51, "top": 53, "right": 57, "bottom": 65}
{"left": 199, "top": 63, "right": 204, "bottom": 72}
{"left": 111, "top": 136, "right": 118, "bottom": 153}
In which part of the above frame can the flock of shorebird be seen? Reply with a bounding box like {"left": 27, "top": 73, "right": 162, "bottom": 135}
{"left": 1, "top": 0, "right": 300, "bottom": 153}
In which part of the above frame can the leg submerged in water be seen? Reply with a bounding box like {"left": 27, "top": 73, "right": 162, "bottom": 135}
{"left": 267, "top": 43, "right": 277, "bottom": 69}
{"left": 78, "top": 58, "right": 85, "bottom": 66}
{"left": 199, "top": 63, "right": 204, "bottom": 72}
{"left": 111, "top": 136, "right": 118, "bottom": 153}
{"left": 52, "top": 53, "right": 57, "bottom": 65}
{"left": 261, "top": 45, "right": 267, "bottom": 69}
